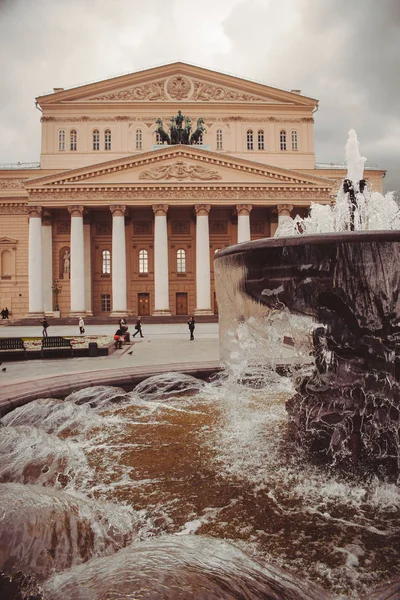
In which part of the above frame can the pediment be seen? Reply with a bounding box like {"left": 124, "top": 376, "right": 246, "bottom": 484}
{"left": 26, "top": 147, "right": 333, "bottom": 189}
{"left": 0, "top": 237, "right": 18, "bottom": 245}
{"left": 36, "top": 62, "right": 317, "bottom": 108}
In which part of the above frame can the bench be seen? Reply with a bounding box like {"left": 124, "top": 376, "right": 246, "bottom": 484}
{"left": 0, "top": 337, "right": 27, "bottom": 360}
{"left": 41, "top": 336, "right": 73, "bottom": 359}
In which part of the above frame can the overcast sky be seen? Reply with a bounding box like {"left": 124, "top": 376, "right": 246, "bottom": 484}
{"left": 0, "top": 0, "right": 399, "bottom": 193}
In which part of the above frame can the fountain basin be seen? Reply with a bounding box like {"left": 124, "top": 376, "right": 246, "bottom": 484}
{"left": 215, "top": 231, "right": 400, "bottom": 467}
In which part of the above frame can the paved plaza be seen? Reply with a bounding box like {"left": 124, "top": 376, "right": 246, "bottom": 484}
{"left": 0, "top": 322, "right": 220, "bottom": 384}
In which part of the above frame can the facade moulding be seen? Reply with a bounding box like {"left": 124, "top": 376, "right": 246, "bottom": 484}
{"left": 0, "top": 203, "right": 28, "bottom": 214}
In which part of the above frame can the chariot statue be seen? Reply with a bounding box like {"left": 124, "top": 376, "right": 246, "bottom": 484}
{"left": 154, "top": 112, "right": 205, "bottom": 146}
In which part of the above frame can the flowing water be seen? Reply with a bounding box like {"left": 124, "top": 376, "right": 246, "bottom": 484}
{"left": 1, "top": 374, "right": 400, "bottom": 599}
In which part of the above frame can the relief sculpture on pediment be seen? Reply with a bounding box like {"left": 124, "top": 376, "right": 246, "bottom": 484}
{"left": 192, "top": 80, "right": 266, "bottom": 102}
{"left": 91, "top": 80, "right": 167, "bottom": 101}
{"left": 139, "top": 161, "right": 222, "bottom": 181}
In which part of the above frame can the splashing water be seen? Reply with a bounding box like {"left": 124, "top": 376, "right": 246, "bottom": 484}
{"left": 275, "top": 130, "right": 400, "bottom": 236}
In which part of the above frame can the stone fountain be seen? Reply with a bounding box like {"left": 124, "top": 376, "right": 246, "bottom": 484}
{"left": 215, "top": 130, "right": 400, "bottom": 470}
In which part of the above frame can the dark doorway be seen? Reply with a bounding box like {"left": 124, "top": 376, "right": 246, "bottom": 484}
{"left": 138, "top": 293, "right": 150, "bottom": 316}
{"left": 176, "top": 292, "right": 188, "bottom": 315}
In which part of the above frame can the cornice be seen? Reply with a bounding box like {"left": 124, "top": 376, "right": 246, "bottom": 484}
{"left": 28, "top": 187, "right": 331, "bottom": 204}
{"left": 25, "top": 146, "right": 333, "bottom": 189}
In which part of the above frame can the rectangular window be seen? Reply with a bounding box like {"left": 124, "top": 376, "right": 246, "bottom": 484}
{"left": 101, "top": 294, "right": 111, "bottom": 312}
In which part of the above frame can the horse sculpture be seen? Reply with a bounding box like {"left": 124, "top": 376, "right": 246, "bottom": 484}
{"left": 190, "top": 118, "right": 206, "bottom": 145}
{"left": 154, "top": 118, "right": 170, "bottom": 145}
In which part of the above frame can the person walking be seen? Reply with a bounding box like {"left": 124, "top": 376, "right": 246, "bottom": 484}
{"left": 187, "top": 316, "right": 195, "bottom": 340}
{"left": 78, "top": 317, "right": 85, "bottom": 334}
{"left": 40, "top": 316, "right": 49, "bottom": 337}
{"left": 132, "top": 316, "right": 144, "bottom": 338}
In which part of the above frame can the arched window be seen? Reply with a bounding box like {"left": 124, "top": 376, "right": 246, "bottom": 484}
{"left": 93, "top": 129, "right": 100, "bottom": 151}
{"left": 139, "top": 249, "right": 149, "bottom": 273}
{"left": 194, "top": 133, "right": 203, "bottom": 145}
{"left": 105, "top": 129, "right": 111, "bottom": 151}
{"left": 247, "top": 129, "right": 253, "bottom": 150}
{"left": 155, "top": 132, "right": 162, "bottom": 144}
{"left": 58, "top": 129, "right": 66, "bottom": 151}
{"left": 101, "top": 250, "right": 111, "bottom": 274}
{"left": 280, "top": 130, "right": 287, "bottom": 151}
{"left": 177, "top": 249, "right": 186, "bottom": 273}
{"left": 258, "top": 130, "right": 264, "bottom": 150}
{"left": 70, "top": 129, "right": 77, "bottom": 151}
{"left": 291, "top": 130, "right": 298, "bottom": 151}
{"left": 136, "top": 129, "right": 143, "bottom": 150}
{"left": 216, "top": 129, "right": 223, "bottom": 150}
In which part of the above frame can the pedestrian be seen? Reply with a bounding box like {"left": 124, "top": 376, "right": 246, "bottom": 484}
{"left": 40, "top": 316, "right": 49, "bottom": 337}
{"left": 4, "top": 307, "right": 9, "bottom": 319}
{"left": 113, "top": 328, "right": 124, "bottom": 349}
{"left": 79, "top": 317, "right": 85, "bottom": 334}
{"left": 1, "top": 308, "right": 5, "bottom": 319}
{"left": 188, "top": 316, "right": 195, "bottom": 340}
{"left": 132, "top": 316, "right": 144, "bottom": 338}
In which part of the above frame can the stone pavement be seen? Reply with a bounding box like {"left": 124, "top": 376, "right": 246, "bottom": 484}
{"left": 0, "top": 322, "right": 220, "bottom": 384}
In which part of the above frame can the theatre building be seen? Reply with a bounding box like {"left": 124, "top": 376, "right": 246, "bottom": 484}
{"left": 0, "top": 62, "right": 385, "bottom": 320}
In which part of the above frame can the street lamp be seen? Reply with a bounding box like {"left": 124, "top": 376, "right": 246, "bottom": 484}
{"left": 52, "top": 279, "right": 62, "bottom": 312}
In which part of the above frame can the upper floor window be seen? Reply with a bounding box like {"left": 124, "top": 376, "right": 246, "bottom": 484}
{"left": 58, "top": 129, "right": 66, "bottom": 151}
{"left": 291, "top": 130, "right": 298, "bottom": 151}
{"left": 177, "top": 249, "right": 186, "bottom": 273}
{"left": 216, "top": 129, "right": 223, "bottom": 150}
{"left": 101, "top": 250, "right": 111, "bottom": 274}
{"left": 247, "top": 129, "right": 254, "bottom": 150}
{"left": 70, "top": 129, "right": 77, "bottom": 151}
{"left": 139, "top": 249, "right": 149, "bottom": 274}
{"left": 136, "top": 129, "right": 143, "bottom": 150}
{"left": 280, "top": 130, "right": 287, "bottom": 151}
{"left": 93, "top": 129, "right": 100, "bottom": 151}
{"left": 155, "top": 132, "right": 162, "bottom": 145}
{"left": 258, "top": 130, "right": 264, "bottom": 150}
{"left": 105, "top": 129, "right": 111, "bottom": 151}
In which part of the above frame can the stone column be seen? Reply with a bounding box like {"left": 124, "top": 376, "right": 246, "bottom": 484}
{"left": 195, "top": 204, "right": 212, "bottom": 315}
{"left": 68, "top": 205, "right": 86, "bottom": 315}
{"left": 237, "top": 204, "right": 252, "bottom": 243}
{"left": 110, "top": 205, "right": 127, "bottom": 316}
{"left": 277, "top": 204, "right": 293, "bottom": 226}
{"left": 84, "top": 215, "right": 93, "bottom": 315}
{"left": 152, "top": 204, "right": 171, "bottom": 315}
{"left": 41, "top": 211, "right": 53, "bottom": 315}
{"left": 28, "top": 206, "right": 44, "bottom": 316}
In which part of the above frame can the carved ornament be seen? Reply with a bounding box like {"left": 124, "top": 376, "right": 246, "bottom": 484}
{"left": 110, "top": 204, "right": 126, "bottom": 217}
{"left": 28, "top": 205, "right": 42, "bottom": 218}
{"left": 96, "top": 222, "right": 112, "bottom": 235}
{"left": 90, "top": 80, "right": 167, "bottom": 101}
{"left": 134, "top": 221, "right": 152, "bottom": 235}
{"left": 192, "top": 80, "right": 267, "bottom": 102}
{"left": 0, "top": 179, "right": 25, "bottom": 189}
{"left": 171, "top": 221, "right": 190, "bottom": 234}
{"left": 166, "top": 76, "right": 192, "bottom": 100}
{"left": 0, "top": 203, "right": 28, "bottom": 214}
{"left": 277, "top": 204, "right": 294, "bottom": 215}
{"left": 139, "top": 161, "right": 222, "bottom": 181}
{"left": 195, "top": 204, "right": 211, "bottom": 216}
{"left": 236, "top": 204, "right": 253, "bottom": 216}
{"left": 67, "top": 205, "right": 84, "bottom": 217}
{"left": 152, "top": 204, "right": 168, "bottom": 216}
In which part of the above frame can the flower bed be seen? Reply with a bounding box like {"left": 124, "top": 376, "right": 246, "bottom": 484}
{"left": 23, "top": 335, "right": 114, "bottom": 350}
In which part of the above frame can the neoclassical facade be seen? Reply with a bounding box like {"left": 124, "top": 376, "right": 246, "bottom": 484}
{"left": 0, "top": 63, "right": 385, "bottom": 319}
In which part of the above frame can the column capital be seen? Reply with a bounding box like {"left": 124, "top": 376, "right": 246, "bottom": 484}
{"left": 28, "top": 205, "right": 42, "bottom": 218}
{"left": 277, "top": 204, "right": 293, "bottom": 216}
{"left": 195, "top": 204, "right": 211, "bottom": 216}
{"left": 236, "top": 204, "right": 253, "bottom": 216}
{"left": 68, "top": 205, "right": 84, "bottom": 217}
{"left": 110, "top": 204, "right": 126, "bottom": 217}
{"left": 152, "top": 204, "right": 169, "bottom": 216}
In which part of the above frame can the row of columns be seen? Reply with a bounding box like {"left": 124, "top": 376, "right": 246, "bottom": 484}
{"left": 28, "top": 202, "right": 294, "bottom": 317}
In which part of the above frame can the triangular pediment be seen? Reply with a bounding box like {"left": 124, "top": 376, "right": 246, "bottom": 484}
{"left": 26, "top": 146, "right": 333, "bottom": 189}
{"left": 36, "top": 62, "right": 317, "bottom": 108}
